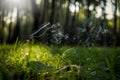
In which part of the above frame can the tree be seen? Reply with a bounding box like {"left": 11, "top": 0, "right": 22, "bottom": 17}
{"left": 41, "top": 0, "right": 49, "bottom": 23}
{"left": 64, "top": 0, "right": 71, "bottom": 34}
{"left": 50, "top": 0, "right": 55, "bottom": 24}
{"left": 113, "top": 0, "right": 118, "bottom": 45}
{"left": 113, "top": 0, "right": 117, "bottom": 35}
{"left": 31, "top": 0, "right": 41, "bottom": 31}
{"left": 71, "top": 0, "right": 77, "bottom": 29}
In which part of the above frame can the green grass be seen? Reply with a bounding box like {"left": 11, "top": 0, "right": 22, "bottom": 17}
{"left": 0, "top": 41, "right": 120, "bottom": 80}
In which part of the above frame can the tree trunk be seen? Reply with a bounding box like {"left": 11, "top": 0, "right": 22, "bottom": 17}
{"left": 7, "top": 20, "right": 12, "bottom": 43}
{"left": 12, "top": 8, "right": 20, "bottom": 43}
{"left": 55, "top": 0, "right": 61, "bottom": 23}
{"left": 113, "top": 0, "right": 117, "bottom": 35}
{"left": 98, "top": 0, "right": 107, "bottom": 46}
{"left": 47, "top": 0, "right": 56, "bottom": 44}
{"left": 0, "top": 7, "right": 4, "bottom": 43}
{"left": 86, "top": 0, "right": 91, "bottom": 18}
{"left": 50, "top": 0, "right": 55, "bottom": 24}
{"left": 113, "top": 0, "right": 117, "bottom": 46}
{"left": 31, "top": 0, "right": 40, "bottom": 31}
{"left": 101, "top": 0, "right": 106, "bottom": 21}
{"left": 64, "top": 0, "right": 71, "bottom": 34}
{"left": 41, "top": 0, "right": 49, "bottom": 23}
{"left": 71, "top": 0, "right": 77, "bottom": 29}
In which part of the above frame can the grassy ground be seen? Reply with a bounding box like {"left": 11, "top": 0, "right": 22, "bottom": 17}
{"left": 0, "top": 41, "right": 120, "bottom": 80}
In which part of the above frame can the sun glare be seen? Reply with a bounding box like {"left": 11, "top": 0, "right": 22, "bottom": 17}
{"left": 69, "top": 4, "right": 76, "bottom": 13}
{"left": 89, "top": 4, "right": 94, "bottom": 11}
{"left": 11, "top": 0, "right": 21, "bottom": 4}
{"left": 12, "top": 8, "right": 17, "bottom": 18}
{"left": 11, "top": 8, "right": 17, "bottom": 22}
{"left": 36, "top": 0, "right": 42, "bottom": 5}
{"left": 95, "top": 6, "right": 102, "bottom": 18}
{"left": 69, "top": 3, "right": 79, "bottom": 13}
{"left": 105, "top": 0, "right": 114, "bottom": 20}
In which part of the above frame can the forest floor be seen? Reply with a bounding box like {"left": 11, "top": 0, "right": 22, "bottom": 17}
{"left": 0, "top": 42, "right": 120, "bottom": 80}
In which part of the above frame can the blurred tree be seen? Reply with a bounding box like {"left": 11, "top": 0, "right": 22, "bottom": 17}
{"left": 113, "top": 0, "right": 118, "bottom": 45}
{"left": 31, "top": 0, "right": 41, "bottom": 31}
{"left": 64, "top": 0, "right": 71, "bottom": 34}
{"left": 54, "top": 0, "right": 61, "bottom": 23}
{"left": 0, "top": 0, "right": 3, "bottom": 43}
{"left": 114, "top": 0, "right": 118, "bottom": 33}
{"left": 50, "top": 0, "right": 55, "bottom": 24}
{"left": 86, "top": 0, "right": 91, "bottom": 18}
{"left": 12, "top": 8, "right": 20, "bottom": 43}
{"left": 41, "top": 0, "right": 49, "bottom": 23}
{"left": 100, "top": 0, "right": 107, "bottom": 46}
{"left": 47, "top": 0, "right": 56, "bottom": 44}
{"left": 102, "top": 0, "right": 107, "bottom": 21}
{"left": 71, "top": 0, "right": 77, "bottom": 30}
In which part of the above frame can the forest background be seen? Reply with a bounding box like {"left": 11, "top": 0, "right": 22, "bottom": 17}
{"left": 0, "top": 0, "right": 120, "bottom": 46}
